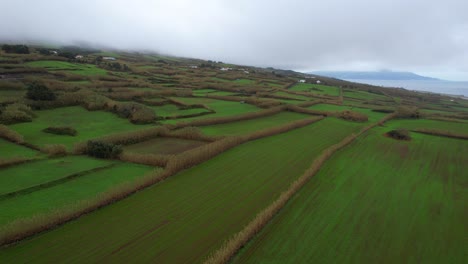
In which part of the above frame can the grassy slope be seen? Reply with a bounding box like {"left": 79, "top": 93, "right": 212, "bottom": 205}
{"left": 0, "top": 156, "right": 112, "bottom": 196}
{"left": 234, "top": 127, "right": 467, "bottom": 263}
{"left": 0, "top": 118, "right": 364, "bottom": 263}
{"left": 200, "top": 112, "right": 310, "bottom": 136}
{"left": 0, "top": 162, "right": 155, "bottom": 225}
{"left": 9, "top": 106, "right": 152, "bottom": 149}
{"left": 0, "top": 139, "right": 40, "bottom": 159}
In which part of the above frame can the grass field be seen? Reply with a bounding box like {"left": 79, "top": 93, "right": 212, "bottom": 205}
{"left": 163, "top": 97, "right": 259, "bottom": 123}
{"left": 0, "top": 118, "right": 365, "bottom": 263}
{"left": 290, "top": 83, "right": 340, "bottom": 96}
{"left": 0, "top": 161, "right": 155, "bottom": 225}
{"left": 343, "top": 89, "right": 390, "bottom": 101}
{"left": 0, "top": 139, "right": 41, "bottom": 159}
{"left": 0, "top": 156, "right": 112, "bottom": 197}
{"left": 200, "top": 112, "right": 310, "bottom": 136}
{"left": 25, "top": 61, "right": 107, "bottom": 76}
{"left": 150, "top": 104, "right": 210, "bottom": 118}
{"left": 308, "top": 103, "right": 387, "bottom": 122}
{"left": 386, "top": 118, "right": 468, "bottom": 134}
{"left": 233, "top": 79, "right": 255, "bottom": 85}
{"left": 123, "top": 137, "right": 206, "bottom": 155}
{"left": 9, "top": 106, "right": 152, "bottom": 149}
{"left": 233, "top": 127, "right": 467, "bottom": 263}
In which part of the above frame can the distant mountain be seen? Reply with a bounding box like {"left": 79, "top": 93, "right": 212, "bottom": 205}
{"left": 309, "top": 71, "right": 440, "bottom": 81}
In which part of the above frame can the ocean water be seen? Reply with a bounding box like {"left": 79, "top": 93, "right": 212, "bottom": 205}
{"left": 345, "top": 79, "right": 468, "bottom": 97}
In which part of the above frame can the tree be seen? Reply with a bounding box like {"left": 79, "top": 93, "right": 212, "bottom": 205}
{"left": 2, "top": 44, "right": 30, "bottom": 54}
{"left": 26, "top": 82, "right": 56, "bottom": 101}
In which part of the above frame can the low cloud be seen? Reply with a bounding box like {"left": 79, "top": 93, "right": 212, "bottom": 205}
{"left": 1, "top": 0, "right": 467, "bottom": 80}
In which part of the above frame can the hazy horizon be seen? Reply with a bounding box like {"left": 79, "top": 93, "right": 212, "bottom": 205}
{"left": 1, "top": 0, "right": 467, "bottom": 81}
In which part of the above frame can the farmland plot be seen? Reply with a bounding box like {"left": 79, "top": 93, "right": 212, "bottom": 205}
{"left": 234, "top": 127, "right": 467, "bottom": 264}
{"left": 0, "top": 118, "right": 365, "bottom": 263}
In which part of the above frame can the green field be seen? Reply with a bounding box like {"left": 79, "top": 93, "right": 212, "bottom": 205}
{"left": 343, "top": 89, "right": 390, "bottom": 101}
{"left": 9, "top": 106, "right": 152, "bottom": 149}
{"left": 163, "top": 97, "right": 259, "bottom": 123}
{"left": 234, "top": 128, "right": 468, "bottom": 263}
{"left": 0, "top": 156, "right": 112, "bottom": 197}
{"left": 0, "top": 118, "right": 365, "bottom": 263}
{"left": 25, "top": 60, "right": 107, "bottom": 76}
{"left": 290, "top": 83, "right": 340, "bottom": 96}
{"left": 150, "top": 104, "right": 210, "bottom": 118}
{"left": 0, "top": 161, "right": 155, "bottom": 225}
{"left": 308, "top": 103, "right": 387, "bottom": 122}
{"left": 200, "top": 112, "right": 311, "bottom": 136}
{"left": 234, "top": 127, "right": 467, "bottom": 263}
{"left": 386, "top": 118, "right": 468, "bottom": 134}
{"left": 123, "top": 137, "right": 206, "bottom": 155}
{"left": 0, "top": 139, "right": 41, "bottom": 159}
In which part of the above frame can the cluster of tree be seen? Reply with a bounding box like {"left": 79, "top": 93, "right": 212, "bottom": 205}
{"left": 25, "top": 82, "right": 56, "bottom": 101}
{"left": 1, "top": 44, "right": 30, "bottom": 54}
{"left": 86, "top": 140, "right": 122, "bottom": 159}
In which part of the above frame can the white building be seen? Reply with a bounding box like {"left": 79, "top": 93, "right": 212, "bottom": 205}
{"left": 299, "top": 79, "right": 306, "bottom": 83}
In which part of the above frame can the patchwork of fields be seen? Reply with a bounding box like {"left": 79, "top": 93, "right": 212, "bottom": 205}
{"left": 1, "top": 50, "right": 467, "bottom": 263}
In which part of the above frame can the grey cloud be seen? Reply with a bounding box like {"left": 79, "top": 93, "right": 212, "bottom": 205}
{"left": 1, "top": 0, "right": 467, "bottom": 80}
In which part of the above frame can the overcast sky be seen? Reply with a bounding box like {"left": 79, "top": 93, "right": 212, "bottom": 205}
{"left": 1, "top": 0, "right": 467, "bottom": 80}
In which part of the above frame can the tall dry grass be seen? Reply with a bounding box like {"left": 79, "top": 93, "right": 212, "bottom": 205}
{"left": 41, "top": 144, "right": 67, "bottom": 157}
{"left": 0, "top": 124, "right": 24, "bottom": 143}
{"left": 411, "top": 129, "right": 468, "bottom": 140}
{"left": 204, "top": 113, "right": 395, "bottom": 264}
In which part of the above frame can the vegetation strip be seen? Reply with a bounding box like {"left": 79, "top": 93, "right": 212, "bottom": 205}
{"left": 204, "top": 113, "right": 395, "bottom": 264}
{"left": 0, "top": 164, "right": 117, "bottom": 201}
{"left": 0, "top": 117, "right": 322, "bottom": 247}
{"left": 411, "top": 129, "right": 468, "bottom": 140}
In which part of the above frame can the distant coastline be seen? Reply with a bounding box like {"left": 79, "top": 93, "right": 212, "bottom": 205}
{"left": 344, "top": 79, "right": 468, "bottom": 97}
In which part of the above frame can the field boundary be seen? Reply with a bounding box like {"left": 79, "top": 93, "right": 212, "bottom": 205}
{"left": 203, "top": 113, "right": 395, "bottom": 264}
{"left": 411, "top": 129, "right": 468, "bottom": 140}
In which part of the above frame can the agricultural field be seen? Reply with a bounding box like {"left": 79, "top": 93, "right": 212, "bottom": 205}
{"left": 0, "top": 118, "right": 366, "bottom": 263}
{"left": 123, "top": 137, "right": 206, "bottom": 155}
{"left": 308, "top": 103, "right": 387, "bottom": 122}
{"left": 0, "top": 46, "right": 467, "bottom": 263}
{"left": 233, "top": 127, "right": 467, "bottom": 263}
{"left": 8, "top": 106, "right": 152, "bottom": 149}
{"left": 290, "top": 83, "right": 340, "bottom": 96}
{"left": 0, "top": 159, "right": 155, "bottom": 225}
{"left": 0, "top": 139, "right": 41, "bottom": 159}
{"left": 200, "top": 112, "right": 311, "bottom": 136}
{"left": 25, "top": 60, "right": 107, "bottom": 76}
{"left": 386, "top": 118, "right": 468, "bottom": 134}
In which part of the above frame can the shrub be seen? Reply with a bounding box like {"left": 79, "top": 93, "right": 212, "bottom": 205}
{"left": 338, "top": 110, "right": 368, "bottom": 122}
{"left": 26, "top": 82, "right": 56, "bottom": 101}
{"left": 130, "top": 107, "right": 156, "bottom": 124}
{"left": 0, "top": 103, "right": 35, "bottom": 124}
{"left": 396, "top": 106, "right": 420, "bottom": 118}
{"left": 42, "top": 144, "right": 67, "bottom": 157}
{"left": 42, "top": 126, "right": 77, "bottom": 136}
{"left": 86, "top": 140, "right": 122, "bottom": 159}
{"left": 386, "top": 129, "right": 411, "bottom": 140}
